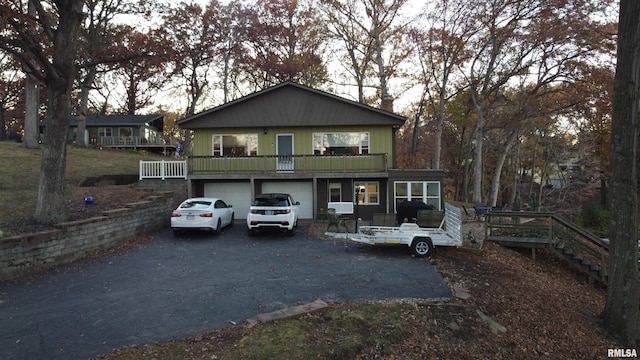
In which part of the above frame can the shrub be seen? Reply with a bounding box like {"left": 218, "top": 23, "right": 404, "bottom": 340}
{"left": 579, "top": 201, "right": 609, "bottom": 236}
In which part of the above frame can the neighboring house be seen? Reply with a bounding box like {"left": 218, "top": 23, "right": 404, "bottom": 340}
{"left": 65, "top": 114, "right": 176, "bottom": 153}
{"left": 177, "top": 81, "right": 444, "bottom": 220}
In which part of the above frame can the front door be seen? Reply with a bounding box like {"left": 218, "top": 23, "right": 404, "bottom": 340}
{"left": 276, "top": 134, "right": 294, "bottom": 172}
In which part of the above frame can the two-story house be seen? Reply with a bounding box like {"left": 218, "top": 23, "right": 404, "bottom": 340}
{"left": 177, "top": 81, "right": 444, "bottom": 221}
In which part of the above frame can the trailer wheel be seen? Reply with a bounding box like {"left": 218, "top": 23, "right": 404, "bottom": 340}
{"left": 411, "top": 237, "right": 433, "bottom": 258}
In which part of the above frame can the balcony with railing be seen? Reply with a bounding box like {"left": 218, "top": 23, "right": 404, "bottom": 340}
{"left": 139, "top": 154, "right": 388, "bottom": 179}
{"left": 189, "top": 153, "right": 388, "bottom": 175}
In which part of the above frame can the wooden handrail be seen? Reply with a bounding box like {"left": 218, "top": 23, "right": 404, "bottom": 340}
{"left": 485, "top": 211, "right": 609, "bottom": 282}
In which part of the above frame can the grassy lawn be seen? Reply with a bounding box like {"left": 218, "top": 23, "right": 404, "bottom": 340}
{"left": 0, "top": 141, "right": 165, "bottom": 224}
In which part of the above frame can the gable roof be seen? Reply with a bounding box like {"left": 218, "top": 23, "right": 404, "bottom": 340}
{"left": 69, "top": 114, "right": 164, "bottom": 127}
{"left": 178, "top": 81, "right": 406, "bottom": 129}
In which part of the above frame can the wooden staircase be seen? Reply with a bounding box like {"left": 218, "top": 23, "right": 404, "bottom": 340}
{"left": 484, "top": 211, "right": 609, "bottom": 285}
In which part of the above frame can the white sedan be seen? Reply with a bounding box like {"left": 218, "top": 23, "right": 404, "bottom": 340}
{"left": 171, "top": 197, "right": 234, "bottom": 236}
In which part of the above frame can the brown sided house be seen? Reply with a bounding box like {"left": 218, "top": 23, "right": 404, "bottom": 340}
{"left": 177, "top": 81, "right": 444, "bottom": 222}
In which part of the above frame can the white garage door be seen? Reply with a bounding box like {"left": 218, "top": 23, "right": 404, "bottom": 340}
{"left": 204, "top": 182, "right": 252, "bottom": 219}
{"left": 262, "top": 181, "right": 314, "bottom": 219}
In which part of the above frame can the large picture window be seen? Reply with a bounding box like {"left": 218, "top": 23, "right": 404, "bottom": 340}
{"left": 394, "top": 181, "right": 441, "bottom": 210}
{"left": 355, "top": 182, "right": 379, "bottom": 205}
{"left": 119, "top": 127, "right": 133, "bottom": 143}
{"left": 313, "top": 132, "right": 369, "bottom": 155}
{"left": 212, "top": 134, "right": 258, "bottom": 156}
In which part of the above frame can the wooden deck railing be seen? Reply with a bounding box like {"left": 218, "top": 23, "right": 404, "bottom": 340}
{"left": 484, "top": 211, "right": 610, "bottom": 283}
{"left": 92, "top": 136, "right": 177, "bottom": 147}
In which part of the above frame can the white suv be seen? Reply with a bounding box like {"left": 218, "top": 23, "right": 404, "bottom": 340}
{"left": 246, "top": 193, "right": 299, "bottom": 236}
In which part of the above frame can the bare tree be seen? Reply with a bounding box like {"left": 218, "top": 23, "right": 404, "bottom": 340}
{"left": 319, "top": 0, "right": 410, "bottom": 107}
{"left": 243, "top": 0, "right": 328, "bottom": 89}
{"left": 408, "top": 0, "right": 474, "bottom": 169}
{"left": 213, "top": 0, "right": 252, "bottom": 103}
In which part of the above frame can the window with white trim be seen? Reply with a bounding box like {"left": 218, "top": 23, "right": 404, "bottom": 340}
{"left": 329, "top": 182, "right": 342, "bottom": 202}
{"left": 212, "top": 134, "right": 258, "bottom": 156}
{"left": 98, "top": 127, "right": 112, "bottom": 137}
{"left": 394, "top": 181, "right": 441, "bottom": 210}
{"left": 355, "top": 182, "right": 379, "bottom": 205}
{"left": 313, "top": 132, "right": 370, "bottom": 155}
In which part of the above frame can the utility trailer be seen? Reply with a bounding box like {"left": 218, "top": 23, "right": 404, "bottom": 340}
{"left": 348, "top": 203, "right": 463, "bottom": 257}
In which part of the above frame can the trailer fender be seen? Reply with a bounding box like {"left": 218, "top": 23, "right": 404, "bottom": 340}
{"left": 411, "top": 237, "right": 433, "bottom": 258}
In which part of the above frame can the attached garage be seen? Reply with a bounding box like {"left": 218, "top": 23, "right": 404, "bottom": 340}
{"left": 261, "top": 181, "right": 314, "bottom": 219}
{"left": 204, "top": 182, "right": 252, "bottom": 219}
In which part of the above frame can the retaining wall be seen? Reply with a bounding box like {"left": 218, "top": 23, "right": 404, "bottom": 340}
{"left": 135, "top": 179, "right": 188, "bottom": 209}
{"left": 0, "top": 191, "right": 174, "bottom": 281}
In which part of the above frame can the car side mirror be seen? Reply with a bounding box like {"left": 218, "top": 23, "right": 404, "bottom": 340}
{"left": 295, "top": 201, "right": 300, "bottom": 205}
{"left": 228, "top": 204, "right": 232, "bottom": 208}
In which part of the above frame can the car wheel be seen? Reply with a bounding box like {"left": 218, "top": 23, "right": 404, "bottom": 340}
{"left": 229, "top": 214, "right": 234, "bottom": 227}
{"left": 411, "top": 237, "right": 433, "bottom": 258}
{"left": 172, "top": 229, "right": 181, "bottom": 237}
{"left": 286, "top": 228, "right": 295, "bottom": 237}
{"left": 213, "top": 219, "right": 221, "bottom": 235}
{"left": 248, "top": 228, "right": 256, "bottom": 236}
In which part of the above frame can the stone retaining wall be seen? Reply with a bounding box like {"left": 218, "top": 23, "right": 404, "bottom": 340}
{"left": 0, "top": 191, "right": 174, "bottom": 281}
{"left": 134, "top": 179, "right": 188, "bottom": 209}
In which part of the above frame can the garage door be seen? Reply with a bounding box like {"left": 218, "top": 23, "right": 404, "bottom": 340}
{"left": 204, "top": 182, "right": 252, "bottom": 219}
{"left": 262, "top": 181, "right": 314, "bottom": 219}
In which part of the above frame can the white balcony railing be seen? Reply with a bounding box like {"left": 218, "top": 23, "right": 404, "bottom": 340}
{"left": 139, "top": 160, "right": 187, "bottom": 180}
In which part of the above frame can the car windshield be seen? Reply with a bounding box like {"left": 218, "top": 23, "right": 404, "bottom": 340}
{"left": 180, "top": 200, "right": 212, "bottom": 208}
{"left": 253, "top": 197, "right": 289, "bottom": 207}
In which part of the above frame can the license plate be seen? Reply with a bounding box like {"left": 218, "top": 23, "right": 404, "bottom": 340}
{"left": 186, "top": 215, "right": 195, "bottom": 220}
{"left": 265, "top": 210, "right": 274, "bottom": 215}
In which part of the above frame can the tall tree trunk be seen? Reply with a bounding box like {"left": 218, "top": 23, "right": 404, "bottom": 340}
{"left": 372, "top": 25, "right": 391, "bottom": 108}
{"left": 510, "top": 138, "right": 520, "bottom": 210}
{"left": 461, "top": 126, "right": 475, "bottom": 203}
{"left": 433, "top": 90, "right": 445, "bottom": 170}
{"left": 77, "top": 67, "right": 96, "bottom": 147}
{"left": 410, "top": 90, "right": 427, "bottom": 160}
{"left": 22, "top": 75, "right": 40, "bottom": 148}
{"left": 528, "top": 135, "right": 539, "bottom": 208}
{"left": 604, "top": 0, "right": 640, "bottom": 348}
{"left": 34, "top": 0, "right": 84, "bottom": 225}
{"left": 0, "top": 105, "right": 5, "bottom": 140}
{"left": 472, "top": 109, "right": 485, "bottom": 204}
{"left": 489, "top": 130, "right": 518, "bottom": 207}
{"left": 21, "top": 0, "right": 40, "bottom": 149}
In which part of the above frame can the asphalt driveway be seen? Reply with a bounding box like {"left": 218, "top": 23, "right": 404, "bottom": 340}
{"left": 0, "top": 222, "right": 452, "bottom": 360}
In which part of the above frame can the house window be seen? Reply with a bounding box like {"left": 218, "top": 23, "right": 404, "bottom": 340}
{"left": 313, "top": 132, "right": 370, "bottom": 155}
{"left": 98, "top": 127, "right": 112, "bottom": 137}
{"left": 355, "top": 182, "right": 379, "bottom": 205}
{"left": 394, "top": 181, "right": 441, "bottom": 211}
{"left": 329, "top": 182, "right": 342, "bottom": 202}
{"left": 212, "top": 134, "right": 258, "bottom": 156}
{"left": 119, "top": 127, "right": 133, "bottom": 143}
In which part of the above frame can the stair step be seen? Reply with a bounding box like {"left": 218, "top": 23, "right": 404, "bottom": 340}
{"left": 572, "top": 254, "right": 582, "bottom": 261}
{"left": 563, "top": 248, "right": 573, "bottom": 255}
{"left": 555, "top": 243, "right": 565, "bottom": 250}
